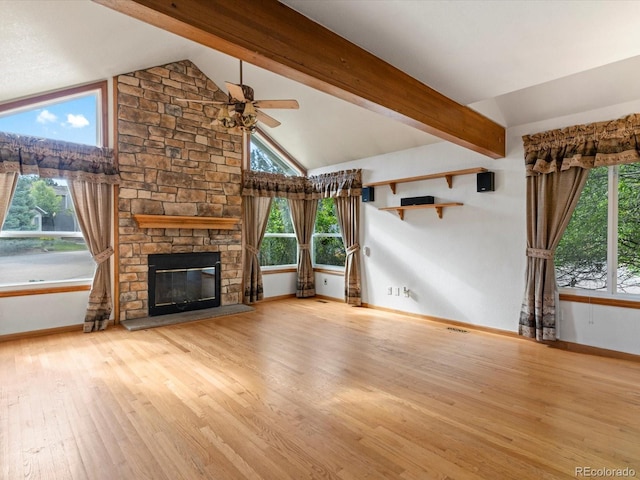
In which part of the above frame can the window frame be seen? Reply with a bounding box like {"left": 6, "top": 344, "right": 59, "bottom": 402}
{"left": 0, "top": 81, "right": 108, "bottom": 293}
{"left": 557, "top": 164, "right": 640, "bottom": 307}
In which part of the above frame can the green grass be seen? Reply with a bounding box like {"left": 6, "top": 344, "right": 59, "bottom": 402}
{"left": 0, "top": 237, "right": 88, "bottom": 255}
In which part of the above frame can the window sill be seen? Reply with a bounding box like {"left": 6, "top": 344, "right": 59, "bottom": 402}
{"left": 261, "top": 266, "right": 297, "bottom": 274}
{"left": 0, "top": 231, "right": 84, "bottom": 238}
{"left": 0, "top": 279, "right": 92, "bottom": 298}
{"left": 314, "top": 267, "right": 345, "bottom": 276}
{"left": 559, "top": 291, "right": 640, "bottom": 310}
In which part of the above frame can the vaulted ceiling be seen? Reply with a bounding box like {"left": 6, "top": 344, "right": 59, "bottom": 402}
{"left": 3, "top": 1, "right": 640, "bottom": 169}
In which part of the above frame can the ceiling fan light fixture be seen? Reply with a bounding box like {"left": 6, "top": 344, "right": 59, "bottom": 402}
{"left": 216, "top": 104, "right": 237, "bottom": 128}
{"left": 241, "top": 102, "right": 258, "bottom": 130}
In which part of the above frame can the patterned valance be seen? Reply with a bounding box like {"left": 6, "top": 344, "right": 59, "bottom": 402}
{"left": 242, "top": 171, "right": 313, "bottom": 199}
{"left": 309, "top": 169, "right": 362, "bottom": 198}
{"left": 523, "top": 113, "right": 640, "bottom": 176}
{"left": 242, "top": 169, "right": 362, "bottom": 199}
{"left": 0, "top": 132, "right": 119, "bottom": 184}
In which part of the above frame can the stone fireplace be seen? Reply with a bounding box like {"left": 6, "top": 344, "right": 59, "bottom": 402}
{"left": 116, "top": 60, "right": 243, "bottom": 321}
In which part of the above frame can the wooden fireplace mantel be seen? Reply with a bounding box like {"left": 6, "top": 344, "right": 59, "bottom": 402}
{"left": 133, "top": 214, "right": 240, "bottom": 230}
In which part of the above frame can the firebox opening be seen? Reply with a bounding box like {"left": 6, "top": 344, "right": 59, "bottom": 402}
{"left": 148, "top": 252, "right": 221, "bottom": 316}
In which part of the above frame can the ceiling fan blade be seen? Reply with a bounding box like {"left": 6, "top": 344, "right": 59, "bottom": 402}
{"left": 254, "top": 99, "right": 299, "bottom": 109}
{"left": 256, "top": 110, "right": 281, "bottom": 128}
{"left": 226, "top": 82, "right": 246, "bottom": 102}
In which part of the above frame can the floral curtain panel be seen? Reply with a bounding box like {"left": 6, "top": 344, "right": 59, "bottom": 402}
{"left": 335, "top": 195, "right": 362, "bottom": 306}
{"left": 243, "top": 196, "right": 273, "bottom": 304}
{"left": 0, "top": 172, "right": 18, "bottom": 228}
{"left": 520, "top": 113, "right": 640, "bottom": 341}
{"left": 0, "top": 132, "right": 119, "bottom": 184}
{"left": 69, "top": 181, "right": 114, "bottom": 332}
{"left": 289, "top": 198, "right": 318, "bottom": 298}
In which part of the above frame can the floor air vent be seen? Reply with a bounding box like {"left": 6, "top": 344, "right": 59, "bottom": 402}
{"left": 446, "top": 327, "right": 469, "bottom": 334}
{"left": 317, "top": 300, "right": 329, "bottom": 303}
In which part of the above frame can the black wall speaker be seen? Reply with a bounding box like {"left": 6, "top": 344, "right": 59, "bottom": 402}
{"left": 477, "top": 171, "right": 495, "bottom": 192}
{"left": 362, "top": 186, "right": 375, "bottom": 202}
{"left": 401, "top": 195, "right": 435, "bottom": 206}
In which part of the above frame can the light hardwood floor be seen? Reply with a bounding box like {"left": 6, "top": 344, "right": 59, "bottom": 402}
{"left": 1, "top": 298, "right": 639, "bottom": 479}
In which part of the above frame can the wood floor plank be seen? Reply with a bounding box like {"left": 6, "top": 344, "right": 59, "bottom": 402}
{"left": 1, "top": 298, "right": 639, "bottom": 479}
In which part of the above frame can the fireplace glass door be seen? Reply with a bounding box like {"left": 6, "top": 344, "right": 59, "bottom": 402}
{"left": 155, "top": 266, "right": 216, "bottom": 305}
{"left": 148, "top": 253, "right": 221, "bottom": 316}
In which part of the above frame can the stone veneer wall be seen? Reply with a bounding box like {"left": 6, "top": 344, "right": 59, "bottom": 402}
{"left": 116, "top": 60, "right": 243, "bottom": 321}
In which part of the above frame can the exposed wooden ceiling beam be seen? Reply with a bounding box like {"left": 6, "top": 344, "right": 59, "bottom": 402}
{"left": 93, "top": 0, "right": 505, "bottom": 158}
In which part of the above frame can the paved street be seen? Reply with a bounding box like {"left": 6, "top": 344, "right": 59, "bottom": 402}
{"left": 0, "top": 250, "right": 95, "bottom": 285}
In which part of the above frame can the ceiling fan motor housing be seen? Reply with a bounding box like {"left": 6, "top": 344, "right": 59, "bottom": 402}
{"left": 239, "top": 84, "right": 254, "bottom": 101}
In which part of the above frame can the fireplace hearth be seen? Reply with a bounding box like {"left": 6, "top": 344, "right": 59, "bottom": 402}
{"left": 148, "top": 252, "right": 221, "bottom": 316}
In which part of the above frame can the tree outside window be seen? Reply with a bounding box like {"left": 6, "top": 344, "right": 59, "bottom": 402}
{"left": 616, "top": 162, "right": 640, "bottom": 293}
{"left": 260, "top": 197, "right": 297, "bottom": 267}
{"left": 251, "top": 135, "right": 298, "bottom": 176}
{"left": 556, "top": 163, "right": 640, "bottom": 294}
{"left": 313, "top": 198, "right": 345, "bottom": 267}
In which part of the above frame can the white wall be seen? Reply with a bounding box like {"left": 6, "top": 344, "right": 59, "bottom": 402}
{"left": 559, "top": 301, "right": 640, "bottom": 354}
{"left": 0, "top": 286, "right": 89, "bottom": 336}
{"left": 314, "top": 271, "right": 345, "bottom": 300}
{"left": 309, "top": 140, "right": 526, "bottom": 332}
{"left": 262, "top": 271, "right": 297, "bottom": 298}
{"left": 263, "top": 270, "right": 345, "bottom": 300}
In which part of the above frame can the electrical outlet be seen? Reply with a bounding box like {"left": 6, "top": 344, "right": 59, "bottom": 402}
{"left": 387, "top": 286, "right": 393, "bottom": 295}
{"left": 403, "top": 287, "right": 410, "bottom": 297}
{"left": 395, "top": 287, "right": 400, "bottom": 296}
{"left": 323, "top": 279, "right": 327, "bottom": 285}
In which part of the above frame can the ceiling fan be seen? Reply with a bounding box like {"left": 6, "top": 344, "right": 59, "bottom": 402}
{"left": 177, "top": 60, "right": 299, "bottom": 131}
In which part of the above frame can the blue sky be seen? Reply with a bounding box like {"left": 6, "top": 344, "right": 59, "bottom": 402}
{"left": 0, "top": 95, "right": 97, "bottom": 146}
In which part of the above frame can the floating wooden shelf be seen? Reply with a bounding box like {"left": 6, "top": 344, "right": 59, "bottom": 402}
{"left": 133, "top": 214, "right": 239, "bottom": 230}
{"left": 364, "top": 167, "right": 487, "bottom": 193}
{"left": 379, "top": 203, "right": 463, "bottom": 220}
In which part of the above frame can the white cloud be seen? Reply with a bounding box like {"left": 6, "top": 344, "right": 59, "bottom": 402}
{"left": 66, "top": 113, "right": 90, "bottom": 128}
{"left": 36, "top": 109, "right": 57, "bottom": 124}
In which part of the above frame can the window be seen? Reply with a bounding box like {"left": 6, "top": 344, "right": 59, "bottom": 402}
{"left": 556, "top": 163, "right": 640, "bottom": 295}
{"left": 251, "top": 131, "right": 302, "bottom": 268}
{"left": 0, "top": 83, "right": 106, "bottom": 287}
{"left": 313, "top": 198, "right": 345, "bottom": 268}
